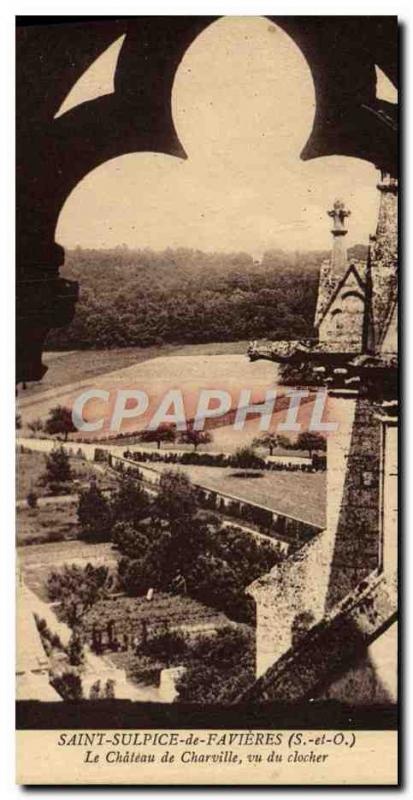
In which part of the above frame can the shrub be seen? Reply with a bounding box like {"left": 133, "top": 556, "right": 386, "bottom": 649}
{"left": 51, "top": 671, "right": 83, "bottom": 700}
{"left": 28, "top": 418, "right": 44, "bottom": 435}
{"left": 67, "top": 632, "right": 84, "bottom": 666}
{"left": 141, "top": 626, "right": 187, "bottom": 663}
{"left": 104, "top": 678, "right": 116, "bottom": 698}
{"left": 43, "top": 446, "right": 72, "bottom": 485}
{"left": 176, "top": 626, "right": 255, "bottom": 704}
{"left": 47, "top": 563, "right": 110, "bottom": 627}
{"left": 89, "top": 680, "right": 101, "bottom": 699}
{"left": 26, "top": 490, "right": 38, "bottom": 508}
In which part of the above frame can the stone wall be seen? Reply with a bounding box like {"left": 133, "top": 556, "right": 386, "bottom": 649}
{"left": 369, "top": 176, "right": 398, "bottom": 352}
{"left": 248, "top": 393, "right": 356, "bottom": 677}
{"left": 326, "top": 396, "right": 382, "bottom": 609}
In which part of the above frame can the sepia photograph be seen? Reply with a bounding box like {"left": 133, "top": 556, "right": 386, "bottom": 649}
{"left": 14, "top": 13, "right": 398, "bottom": 786}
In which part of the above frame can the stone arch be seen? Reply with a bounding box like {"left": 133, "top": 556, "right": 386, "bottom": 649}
{"left": 342, "top": 290, "right": 365, "bottom": 303}
{"left": 16, "top": 17, "right": 397, "bottom": 381}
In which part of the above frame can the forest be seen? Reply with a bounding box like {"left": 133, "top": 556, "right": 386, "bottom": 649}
{"left": 47, "top": 245, "right": 367, "bottom": 349}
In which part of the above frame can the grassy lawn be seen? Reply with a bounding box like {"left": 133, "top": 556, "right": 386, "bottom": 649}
{"left": 17, "top": 540, "right": 119, "bottom": 599}
{"left": 16, "top": 449, "right": 119, "bottom": 500}
{"left": 16, "top": 501, "right": 79, "bottom": 547}
{"left": 16, "top": 450, "right": 49, "bottom": 499}
{"left": 148, "top": 463, "right": 326, "bottom": 528}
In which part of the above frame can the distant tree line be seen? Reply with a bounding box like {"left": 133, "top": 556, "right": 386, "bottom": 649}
{"left": 46, "top": 245, "right": 367, "bottom": 350}
{"left": 46, "top": 247, "right": 324, "bottom": 349}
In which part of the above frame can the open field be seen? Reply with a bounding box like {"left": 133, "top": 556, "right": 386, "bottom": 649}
{"left": 148, "top": 463, "right": 326, "bottom": 528}
{"left": 17, "top": 347, "right": 319, "bottom": 462}
{"left": 18, "top": 341, "right": 252, "bottom": 401}
{"left": 17, "top": 352, "right": 281, "bottom": 444}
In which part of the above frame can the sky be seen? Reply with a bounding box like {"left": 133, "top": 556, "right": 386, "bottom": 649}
{"left": 55, "top": 16, "right": 388, "bottom": 258}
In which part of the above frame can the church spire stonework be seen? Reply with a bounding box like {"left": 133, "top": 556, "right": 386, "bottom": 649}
{"left": 316, "top": 199, "right": 368, "bottom": 351}
{"left": 327, "top": 199, "right": 351, "bottom": 277}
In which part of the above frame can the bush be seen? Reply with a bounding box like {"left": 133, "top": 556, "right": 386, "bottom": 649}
{"left": 176, "top": 626, "right": 255, "bottom": 704}
{"left": 89, "top": 680, "right": 101, "bottom": 699}
{"left": 141, "top": 626, "right": 187, "bottom": 663}
{"left": 67, "top": 632, "right": 84, "bottom": 666}
{"left": 117, "top": 556, "right": 155, "bottom": 597}
{"left": 51, "top": 671, "right": 83, "bottom": 700}
{"left": 47, "top": 481, "right": 73, "bottom": 496}
{"left": 112, "top": 522, "right": 150, "bottom": 559}
{"left": 43, "top": 446, "right": 72, "bottom": 485}
{"left": 34, "top": 615, "right": 63, "bottom": 651}
{"left": 47, "top": 563, "right": 110, "bottom": 627}
{"left": 122, "top": 447, "right": 326, "bottom": 471}
{"left": 104, "top": 678, "right": 116, "bottom": 698}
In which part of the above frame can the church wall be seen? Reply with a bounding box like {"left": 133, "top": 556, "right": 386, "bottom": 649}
{"left": 370, "top": 179, "right": 398, "bottom": 350}
{"left": 326, "top": 396, "right": 382, "bottom": 609}
{"left": 250, "top": 395, "right": 356, "bottom": 677}
{"left": 381, "top": 420, "right": 398, "bottom": 575}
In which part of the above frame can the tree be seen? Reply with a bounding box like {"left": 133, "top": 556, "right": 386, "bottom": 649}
{"left": 296, "top": 432, "right": 327, "bottom": 458}
{"left": 67, "top": 631, "right": 84, "bottom": 666}
{"left": 28, "top": 417, "right": 44, "bottom": 435}
{"left": 44, "top": 446, "right": 72, "bottom": 485}
{"left": 77, "top": 482, "right": 112, "bottom": 542}
{"left": 45, "top": 405, "right": 76, "bottom": 441}
{"left": 138, "top": 423, "right": 176, "bottom": 450}
{"left": 117, "top": 471, "right": 206, "bottom": 595}
{"left": 291, "top": 611, "right": 316, "bottom": 648}
{"left": 117, "top": 555, "right": 156, "bottom": 597}
{"left": 47, "top": 563, "right": 109, "bottom": 627}
{"left": 110, "top": 474, "right": 150, "bottom": 528}
{"left": 112, "top": 521, "right": 150, "bottom": 559}
{"left": 252, "top": 433, "right": 280, "bottom": 456}
{"left": 155, "top": 470, "right": 197, "bottom": 526}
{"left": 277, "top": 434, "right": 294, "bottom": 450}
{"left": 179, "top": 430, "right": 212, "bottom": 451}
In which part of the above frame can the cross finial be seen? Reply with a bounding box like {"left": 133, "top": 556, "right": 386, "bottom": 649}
{"left": 327, "top": 199, "right": 351, "bottom": 236}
